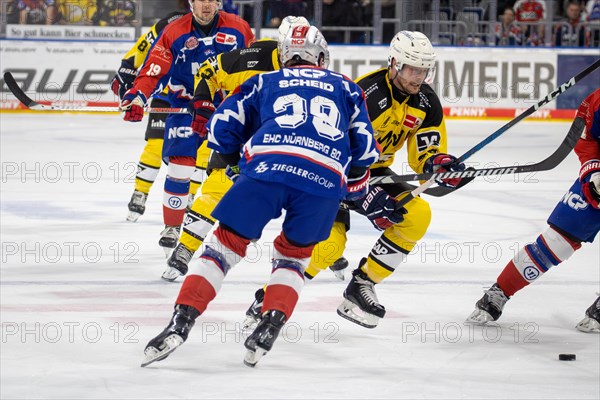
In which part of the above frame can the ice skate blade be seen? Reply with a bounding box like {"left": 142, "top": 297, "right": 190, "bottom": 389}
{"left": 465, "top": 309, "right": 495, "bottom": 325}
{"left": 241, "top": 315, "right": 260, "bottom": 333}
{"left": 576, "top": 317, "right": 600, "bottom": 333}
{"left": 162, "top": 247, "right": 173, "bottom": 258}
{"left": 140, "top": 334, "right": 184, "bottom": 367}
{"left": 336, "top": 299, "right": 379, "bottom": 329}
{"left": 331, "top": 269, "right": 345, "bottom": 281}
{"left": 161, "top": 267, "right": 182, "bottom": 282}
{"left": 126, "top": 211, "right": 142, "bottom": 222}
{"left": 243, "top": 347, "right": 267, "bottom": 368}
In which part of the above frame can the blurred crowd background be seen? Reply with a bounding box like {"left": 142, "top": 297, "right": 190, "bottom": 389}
{"left": 1, "top": 0, "right": 599, "bottom": 46}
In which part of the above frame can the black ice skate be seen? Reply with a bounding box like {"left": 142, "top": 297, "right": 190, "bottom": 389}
{"left": 242, "top": 287, "right": 266, "bottom": 331}
{"left": 141, "top": 304, "right": 199, "bottom": 367}
{"left": 466, "top": 283, "right": 510, "bottom": 324}
{"left": 162, "top": 243, "right": 194, "bottom": 282}
{"left": 329, "top": 257, "right": 349, "bottom": 281}
{"left": 243, "top": 309, "right": 286, "bottom": 367}
{"left": 337, "top": 261, "right": 386, "bottom": 329}
{"left": 159, "top": 225, "right": 180, "bottom": 257}
{"left": 576, "top": 296, "right": 600, "bottom": 333}
{"left": 126, "top": 190, "right": 148, "bottom": 222}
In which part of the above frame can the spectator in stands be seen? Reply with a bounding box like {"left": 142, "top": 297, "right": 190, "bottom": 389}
{"left": 56, "top": 0, "right": 96, "bottom": 24}
{"left": 361, "top": 0, "right": 395, "bottom": 43}
{"left": 5, "top": 0, "right": 21, "bottom": 23}
{"left": 555, "top": 0, "right": 585, "bottom": 46}
{"left": 18, "top": 0, "right": 58, "bottom": 24}
{"left": 513, "top": 0, "right": 547, "bottom": 45}
{"left": 495, "top": 6, "right": 524, "bottom": 45}
{"left": 93, "top": 0, "right": 136, "bottom": 26}
{"left": 321, "top": 0, "right": 363, "bottom": 43}
{"left": 585, "top": 0, "right": 600, "bottom": 46}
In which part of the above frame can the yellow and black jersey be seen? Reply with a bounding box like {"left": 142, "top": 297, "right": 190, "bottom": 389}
{"left": 356, "top": 68, "right": 448, "bottom": 173}
{"left": 122, "top": 11, "right": 188, "bottom": 69}
{"left": 193, "top": 39, "right": 280, "bottom": 102}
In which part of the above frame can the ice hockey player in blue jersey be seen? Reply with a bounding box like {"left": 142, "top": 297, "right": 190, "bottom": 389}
{"left": 141, "top": 25, "right": 381, "bottom": 368}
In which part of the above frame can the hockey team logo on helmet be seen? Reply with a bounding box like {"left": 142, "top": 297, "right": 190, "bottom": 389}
{"left": 388, "top": 30, "right": 436, "bottom": 84}
{"left": 277, "top": 15, "right": 310, "bottom": 56}
{"left": 279, "top": 25, "right": 330, "bottom": 69}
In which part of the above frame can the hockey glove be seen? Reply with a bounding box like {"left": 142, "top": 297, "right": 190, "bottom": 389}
{"left": 188, "top": 97, "right": 216, "bottom": 138}
{"left": 424, "top": 153, "right": 466, "bottom": 188}
{"left": 225, "top": 165, "right": 241, "bottom": 182}
{"left": 580, "top": 159, "right": 600, "bottom": 209}
{"left": 345, "top": 168, "right": 370, "bottom": 201}
{"left": 354, "top": 186, "right": 407, "bottom": 231}
{"left": 120, "top": 88, "right": 147, "bottom": 122}
{"left": 111, "top": 60, "right": 137, "bottom": 100}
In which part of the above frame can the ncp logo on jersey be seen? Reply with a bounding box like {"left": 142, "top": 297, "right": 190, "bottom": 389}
{"left": 168, "top": 126, "right": 193, "bottom": 139}
{"left": 561, "top": 191, "right": 588, "bottom": 211}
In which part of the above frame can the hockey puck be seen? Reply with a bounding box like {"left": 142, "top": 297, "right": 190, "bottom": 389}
{"left": 558, "top": 354, "right": 576, "bottom": 361}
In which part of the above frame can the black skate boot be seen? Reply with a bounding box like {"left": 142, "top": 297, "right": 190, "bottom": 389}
{"left": 466, "top": 283, "right": 510, "bottom": 324}
{"left": 141, "top": 304, "right": 200, "bottom": 367}
{"left": 576, "top": 296, "right": 600, "bottom": 333}
{"left": 242, "top": 287, "right": 266, "bottom": 331}
{"left": 329, "top": 257, "right": 349, "bottom": 280}
{"left": 159, "top": 225, "right": 180, "bottom": 257}
{"left": 162, "top": 243, "right": 194, "bottom": 282}
{"left": 127, "top": 190, "right": 148, "bottom": 222}
{"left": 243, "top": 309, "right": 286, "bottom": 367}
{"left": 337, "top": 259, "right": 386, "bottom": 328}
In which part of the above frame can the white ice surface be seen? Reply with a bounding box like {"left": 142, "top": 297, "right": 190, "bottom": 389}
{"left": 1, "top": 114, "right": 598, "bottom": 399}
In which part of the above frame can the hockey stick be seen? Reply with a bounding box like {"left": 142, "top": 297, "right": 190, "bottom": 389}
{"left": 370, "top": 116, "right": 583, "bottom": 184}
{"left": 2, "top": 72, "right": 188, "bottom": 114}
{"left": 391, "top": 57, "right": 600, "bottom": 206}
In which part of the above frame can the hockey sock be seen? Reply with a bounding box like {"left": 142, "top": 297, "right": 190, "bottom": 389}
{"left": 163, "top": 156, "right": 195, "bottom": 226}
{"left": 497, "top": 227, "right": 581, "bottom": 296}
{"left": 363, "top": 235, "right": 410, "bottom": 283}
{"left": 134, "top": 138, "right": 162, "bottom": 193}
{"left": 263, "top": 234, "right": 313, "bottom": 319}
{"left": 177, "top": 225, "right": 249, "bottom": 313}
{"left": 189, "top": 167, "right": 206, "bottom": 196}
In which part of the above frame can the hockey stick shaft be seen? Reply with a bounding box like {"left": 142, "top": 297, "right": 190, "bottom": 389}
{"left": 370, "top": 116, "right": 583, "bottom": 184}
{"left": 2, "top": 72, "right": 188, "bottom": 114}
{"left": 395, "top": 58, "right": 600, "bottom": 206}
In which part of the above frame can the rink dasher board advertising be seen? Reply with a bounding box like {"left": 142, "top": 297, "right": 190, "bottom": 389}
{"left": 0, "top": 40, "right": 597, "bottom": 119}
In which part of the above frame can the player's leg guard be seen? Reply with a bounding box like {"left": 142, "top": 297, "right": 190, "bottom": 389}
{"left": 304, "top": 221, "right": 347, "bottom": 279}
{"left": 163, "top": 156, "right": 196, "bottom": 227}
{"left": 134, "top": 138, "right": 163, "bottom": 194}
{"left": 338, "top": 195, "right": 430, "bottom": 328}
{"left": 188, "top": 141, "right": 210, "bottom": 201}
{"left": 181, "top": 169, "right": 231, "bottom": 252}
{"left": 467, "top": 226, "right": 581, "bottom": 324}
{"left": 244, "top": 233, "right": 311, "bottom": 367}
{"left": 497, "top": 226, "right": 581, "bottom": 297}
{"left": 163, "top": 169, "right": 231, "bottom": 280}
{"left": 176, "top": 225, "right": 249, "bottom": 315}
{"left": 127, "top": 138, "right": 163, "bottom": 222}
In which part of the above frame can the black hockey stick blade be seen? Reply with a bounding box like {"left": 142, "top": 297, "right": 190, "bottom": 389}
{"left": 2, "top": 71, "right": 188, "bottom": 113}
{"left": 3, "top": 71, "right": 38, "bottom": 108}
{"left": 370, "top": 117, "right": 584, "bottom": 185}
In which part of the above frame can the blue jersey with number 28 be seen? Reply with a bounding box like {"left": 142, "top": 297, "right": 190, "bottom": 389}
{"left": 206, "top": 66, "right": 380, "bottom": 199}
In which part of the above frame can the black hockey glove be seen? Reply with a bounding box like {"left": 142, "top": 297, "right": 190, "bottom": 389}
{"left": 111, "top": 60, "right": 137, "bottom": 100}
{"left": 354, "top": 186, "right": 407, "bottom": 231}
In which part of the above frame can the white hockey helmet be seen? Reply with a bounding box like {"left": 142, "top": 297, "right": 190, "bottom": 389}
{"left": 388, "top": 31, "right": 436, "bottom": 83}
{"left": 277, "top": 15, "right": 310, "bottom": 43}
{"left": 279, "top": 25, "right": 330, "bottom": 69}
